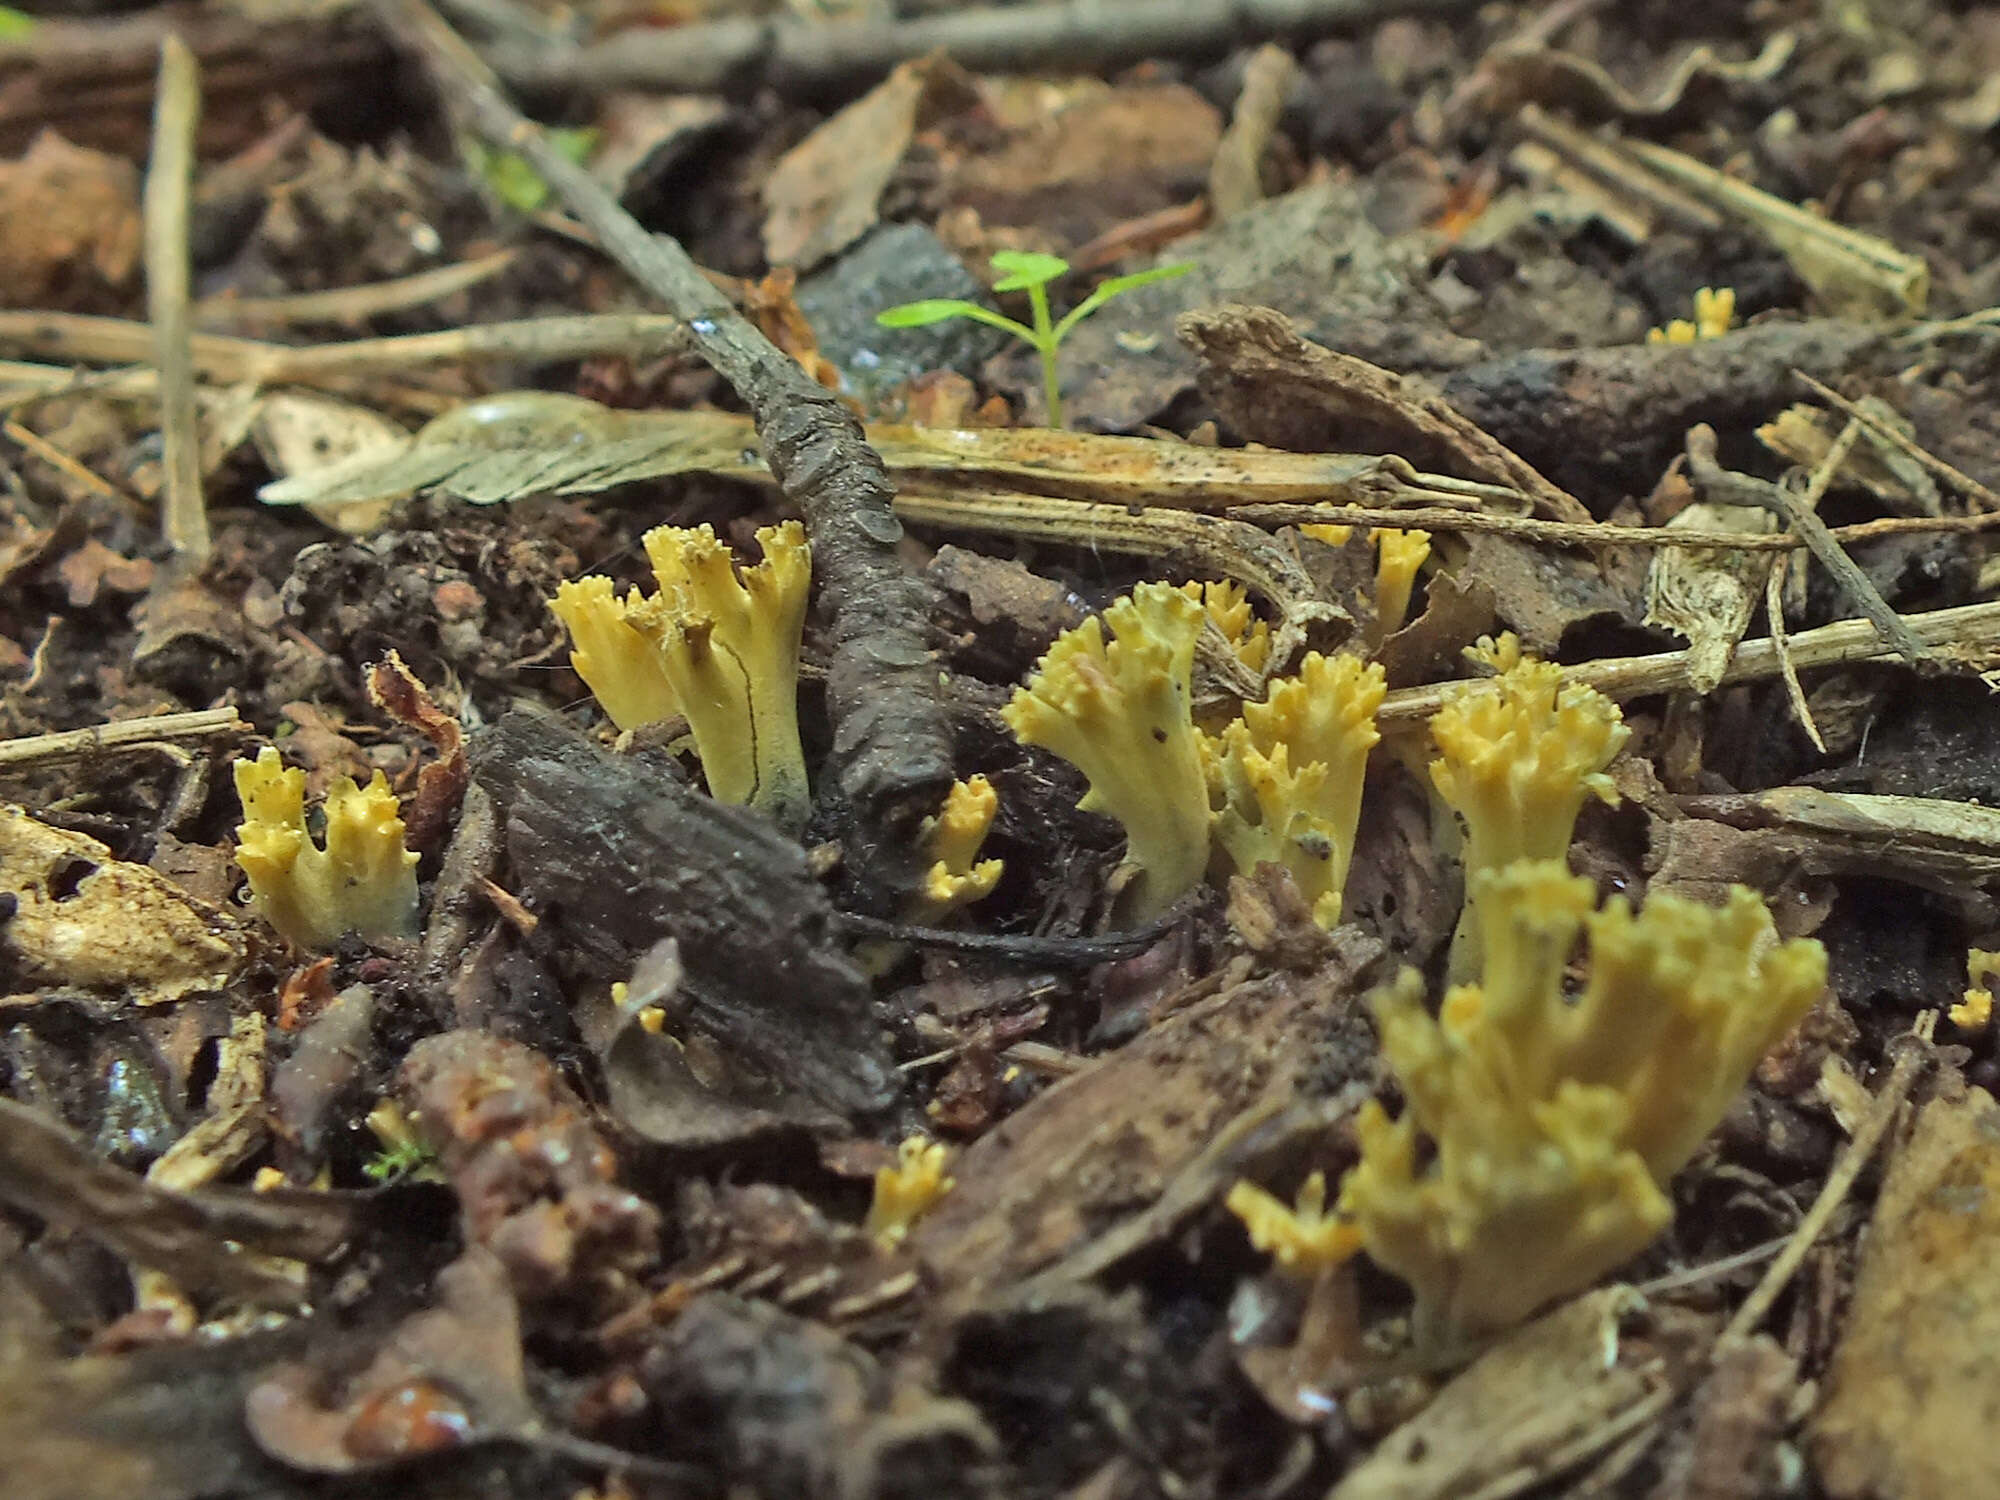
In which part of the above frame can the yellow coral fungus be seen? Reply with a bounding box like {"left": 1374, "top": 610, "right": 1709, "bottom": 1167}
{"left": 865, "top": 1136, "right": 954, "bottom": 1250}
{"left": 630, "top": 520, "right": 812, "bottom": 831}
{"left": 1209, "top": 651, "right": 1385, "bottom": 924}
{"left": 1372, "top": 528, "right": 1431, "bottom": 641}
{"left": 1182, "top": 578, "right": 1271, "bottom": 674}
{"left": 1209, "top": 728, "right": 1344, "bottom": 925}
{"left": 1955, "top": 949, "right": 1998, "bottom": 1031}
{"left": 1299, "top": 526, "right": 1432, "bottom": 643}
{"left": 548, "top": 575, "right": 679, "bottom": 732}
{"left": 910, "top": 775, "right": 1004, "bottom": 925}
{"left": 233, "top": 747, "right": 419, "bottom": 950}
{"left": 1225, "top": 1170, "right": 1362, "bottom": 1278}
{"left": 1430, "top": 635, "right": 1629, "bottom": 979}
{"left": 1335, "top": 861, "right": 1825, "bottom": 1343}
{"left": 1002, "top": 583, "right": 1211, "bottom": 923}
{"left": 1647, "top": 286, "right": 1736, "bottom": 344}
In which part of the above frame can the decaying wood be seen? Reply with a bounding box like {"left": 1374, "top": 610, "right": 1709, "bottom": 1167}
{"left": 910, "top": 929, "right": 1384, "bottom": 1303}
{"left": 469, "top": 712, "right": 897, "bottom": 1125}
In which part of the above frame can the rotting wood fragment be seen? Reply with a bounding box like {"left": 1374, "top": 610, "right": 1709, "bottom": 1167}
{"left": 470, "top": 711, "right": 897, "bottom": 1123}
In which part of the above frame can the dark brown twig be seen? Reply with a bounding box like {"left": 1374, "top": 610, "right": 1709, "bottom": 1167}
{"left": 376, "top": 0, "right": 955, "bottom": 895}
{"left": 487, "top": 0, "right": 1485, "bottom": 97}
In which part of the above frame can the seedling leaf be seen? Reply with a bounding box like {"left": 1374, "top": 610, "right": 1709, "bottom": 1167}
{"left": 1053, "top": 261, "right": 1196, "bottom": 342}
{"left": 990, "top": 250, "right": 1071, "bottom": 292}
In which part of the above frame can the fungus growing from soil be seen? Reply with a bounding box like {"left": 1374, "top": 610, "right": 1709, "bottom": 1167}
{"left": 1209, "top": 651, "right": 1386, "bottom": 927}
{"left": 1002, "top": 581, "right": 1212, "bottom": 923}
{"left": 1430, "top": 635, "right": 1629, "bottom": 979}
{"left": 909, "top": 775, "right": 1004, "bottom": 925}
{"left": 625, "top": 520, "right": 813, "bottom": 832}
{"left": 233, "top": 746, "right": 420, "bottom": 950}
{"left": 548, "top": 575, "right": 678, "bottom": 732}
{"left": 865, "top": 1136, "right": 955, "bottom": 1251}
{"left": 1239, "top": 861, "right": 1826, "bottom": 1346}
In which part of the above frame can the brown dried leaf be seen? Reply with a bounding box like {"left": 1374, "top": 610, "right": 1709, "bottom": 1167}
{"left": 0, "top": 131, "right": 141, "bottom": 307}
{"left": 365, "top": 649, "right": 466, "bottom": 853}
{"left": 762, "top": 54, "right": 980, "bottom": 270}
{"left": 1330, "top": 1290, "right": 1679, "bottom": 1500}
{"left": 1178, "top": 303, "right": 1584, "bottom": 520}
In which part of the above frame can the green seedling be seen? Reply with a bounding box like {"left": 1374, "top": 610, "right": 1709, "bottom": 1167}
{"left": 877, "top": 250, "right": 1193, "bottom": 428}
{"left": 362, "top": 1135, "right": 438, "bottom": 1184}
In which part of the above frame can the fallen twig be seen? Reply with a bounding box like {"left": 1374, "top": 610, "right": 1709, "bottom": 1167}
{"left": 0, "top": 707, "right": 247, "bottom": 769}
{"left": 1793, "top": 369, "right": 2000, "bottom": 512}
{"left": 487, "top": 0, "right": 1487, "bottom": 97}
{"left": 1717, "top": 1020, "right": 1932, "bottom": 1350}
{"left": 193, "top": 249, "right": 519, "bottom": 330}
{"left": 1685, "top": 423, "right": 1928, "bottom": 666}
{"left": 378, "top": 0, "right": 957, "bottom": 892}
{"left": 145, "top": 34, "right": 207, "bottom": 563}
{"left": 1377, "top": 600, "right": 2000, "bottom": 725}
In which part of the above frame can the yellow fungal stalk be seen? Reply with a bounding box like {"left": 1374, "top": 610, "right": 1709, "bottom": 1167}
{"left": 865, "top": 1136, "right": 954, "bottom": 1251}
{"left": 630, "top": 521, "right": 812, "bottom": 831}
{"left": 549, "top": 576, "right": 679, "bottom": 732}
{"left": 1209, "top": 651, "right": 1385, "bottom": 926}
{"left": 1372, "top": 528, "right": 1431, "bottom": 641}
{"left": 1430, "top": 635, "right": 1629, "bottom": 978}
{"left": 1226, "top": 1170, "right": 1362, "bottom": 1279}
{"left": 909, "top": 775, "right": 1004, "bottom": 925}
{"left": 233, "top": 747, "right": 420, "bottom": 950}
{"left": 1955, "top": 950, "right": 1998, "bottom": 1031}
{"left": 1333, "top": 861, "right": 1825, "bottom": 1344}
{"left": 1299, "top": 526, "right": 1432, "bottom": 643}
{"left": 1003, "top": 583, "right": 1211, "bottom": 923}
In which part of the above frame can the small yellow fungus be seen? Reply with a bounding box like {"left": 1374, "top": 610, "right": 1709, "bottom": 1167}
{"left": 1334, "top": 861, "right": 1825, "bottom": 1344}
{"left": 1430, "top": 635, "right": 1629, "bottom": 978}
{"left": 233, "top": 747, "right": 419, "bottom": 950}
{"left": 1954, "top": 949, "right": 1998, "bottom": 1030}
{"left": 548, "top": 575, "right": 679, "bottom": 732}
{"left": 1647, "top": 286, "right": 1736, "bottom": 344}
{"left": 1225, "top": 1170, "right": 1363, "bottom": 1278}
{"left": 629, "top": 521, "right": 812, "bottom": 831}
{"left": 1209, "top": 651, "right": 1385, "bottom": 925}
{"left": 1003, "top": 582, "right": 1211, "bottom": 923}
{"left": 1299, "top": 526, "right": 1432, "bottom": 643}
{"left": 1372, "top": 528, "right": 1431, "bottom": 641}
{"left": 865, "top": 1136, "right": 954, "bottom": 1251}
{"left": 1182, "top": 578, "right": 1271, "bottom": 674}
{"left": 1209, "top": 728, "right": 1343, "bottom": 925}
{"left": 910, "top": 775, "right": 1004, "bottom": 924}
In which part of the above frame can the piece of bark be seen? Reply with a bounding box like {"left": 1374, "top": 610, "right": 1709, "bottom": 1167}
{"left": 1439, "top": 320, "right": 1890, "bottom": 504}
{"left": 1180, "top": 303, "right": 1586, "bottom": 521}
{"left": 471, "top": 712, "right": 897, "bottom": 1122}
{"left": 640, "top": 1293, "right": 994, "bottom": 1500}
{"left": 909, "top": 931, "right": 1382, "bottom": 1301}
{"left": 1813, "top": 1084, "right": 2000, "bottom": 1500}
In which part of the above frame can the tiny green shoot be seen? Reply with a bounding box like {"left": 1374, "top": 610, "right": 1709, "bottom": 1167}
{"left": 876, "top": 250, "right": 1193, "bottom": 428}
{"left": 363, "top": 1135, "right": 438, "bottom": 1184}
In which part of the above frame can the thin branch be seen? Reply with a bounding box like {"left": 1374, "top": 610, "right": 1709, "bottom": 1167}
{"left": 487, "top": 0, "right": 1487, "bottom": 97}
{"left": 0, "top": 707, "right": 246, "bottom": 770}
{"left": 1232, "top": 499, "right": 2000, "bottom": 551}
{"left": 193, "top": 249, "right": 519, "bottom": 330}
{"left": 1793, "top": 369, "right": 2000, "bottom": 512}
{"left": 1717, "top": 1020, "right": 1932, "bottom": 1350}
{"left": 375, "top": 0, "right": 955, "bottom": 890}
{"left": 1377, "top": 600, "right": 2000, "bottom": 726}
{"left": 144, "top": 33, "right": 206, "bottom": 563}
